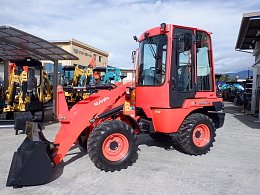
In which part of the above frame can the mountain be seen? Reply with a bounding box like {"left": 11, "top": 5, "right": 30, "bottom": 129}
{"left": 225, "top": 70, "right": 253, "bottom": 79}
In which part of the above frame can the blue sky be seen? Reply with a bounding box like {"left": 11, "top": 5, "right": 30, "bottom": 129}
{"left": 1, "top": 0, "right": 260, "bottom": 73}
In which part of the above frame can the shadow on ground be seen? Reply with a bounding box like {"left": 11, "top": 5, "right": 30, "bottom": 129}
{"left": 137, "top": 134, "right": 185, "bottom": 154}
{"left": 223, "top": 101, "right": 260, "bottom": 129}
{"left": 47, "top": 145, "right": 88, "bottom": 184}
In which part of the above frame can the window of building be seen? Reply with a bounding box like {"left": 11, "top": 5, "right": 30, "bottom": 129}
{"left": 121, "top": 72, "right": 127, "bottom": 77}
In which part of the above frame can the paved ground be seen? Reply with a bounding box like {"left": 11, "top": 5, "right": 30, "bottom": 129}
{"left": 0, "top": 101, "right": 260, "bottom": 195}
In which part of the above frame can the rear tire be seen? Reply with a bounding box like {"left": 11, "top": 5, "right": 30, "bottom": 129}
{"left": 87, "top": 120, "right": 138, "bottom": 172}
{"left": 177, "top": 113, "right": 216, "bottom": 155}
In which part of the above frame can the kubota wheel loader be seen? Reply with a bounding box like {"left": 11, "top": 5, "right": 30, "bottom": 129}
{"left": 6, "top": 23, "right": 225, "bottom": 187}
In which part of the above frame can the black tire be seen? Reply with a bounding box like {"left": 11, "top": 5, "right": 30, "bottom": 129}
{"left": 177, "top": 113, "right": 216, "bottom": 155}
{"left": 87, "top": 120, "right": 138, "bottom": 172}
{"left": 149, "top": 132, "right": 171, "bottom": 142}
{"left": 6, "top": 111, "right": 14, "bottom": 120}
{"left": 78, "top": 130, "right": 89, "bottom": 151}
{"left": 78, "top": 136, "right": 87, "bottom": 151}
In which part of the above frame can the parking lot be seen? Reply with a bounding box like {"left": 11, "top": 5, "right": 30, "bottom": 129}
{"left": 0, "top": 101, "right": 260, "bottom": 195}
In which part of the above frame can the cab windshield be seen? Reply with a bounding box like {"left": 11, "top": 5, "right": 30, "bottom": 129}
{"left": 136, "top": 34, "right": 167, "bottom": 86}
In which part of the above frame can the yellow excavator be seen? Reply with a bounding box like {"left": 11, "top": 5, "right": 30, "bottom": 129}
{"left": 3, "top": 57, "right": 52, "bottom": 134}
{"left": 62, "top": 64, "right": 92, "bottom": 109}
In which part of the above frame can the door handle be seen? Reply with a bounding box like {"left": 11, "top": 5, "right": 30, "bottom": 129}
{"left": 171, "top": 77, "right": 176, "bottom": 90}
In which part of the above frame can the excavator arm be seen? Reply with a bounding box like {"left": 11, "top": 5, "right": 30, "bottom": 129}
{"left": 72, "top": 65, "right": 85, "bottom": 86}
{"left": 42, "top": 70, "right": 52, "bottom": 101}
{"left": 4, "top": 69, "right": 28, "bottom": 112}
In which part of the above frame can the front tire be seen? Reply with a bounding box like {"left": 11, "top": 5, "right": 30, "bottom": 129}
{"left": 177, "top": 113, "right": 216, "bottom": 155}
{"left": 87, "top": 120, "right": 138, "bottom": 172}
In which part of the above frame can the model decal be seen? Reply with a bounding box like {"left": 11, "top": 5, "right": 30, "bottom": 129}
{"left": 94, "top": 97, "right": 109, "bottom": 106}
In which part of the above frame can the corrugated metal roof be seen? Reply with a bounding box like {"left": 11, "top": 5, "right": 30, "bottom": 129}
{"left": 236, "top": 12, "right": 260, "bottom": 50}
{"left": 0, "top": 25, "right": 78, "bottom": 61}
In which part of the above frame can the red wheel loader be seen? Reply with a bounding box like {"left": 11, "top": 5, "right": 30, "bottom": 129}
{"left": 6, "top": 23, "right": 225, "bottom": 187}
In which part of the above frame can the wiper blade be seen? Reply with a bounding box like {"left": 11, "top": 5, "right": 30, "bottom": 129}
{"left": 145, "top": 33, "right": 157, "bottom": 59}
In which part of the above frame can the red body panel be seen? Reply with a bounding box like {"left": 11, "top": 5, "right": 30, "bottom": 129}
{"left": 151, "top": 98, "right": 222, "bottom": 133}
{"left": 136, "top": 84, "right": 170, "bottom": 109}
{"left": 151, "top": 108, "right": 196, "bottom": 133}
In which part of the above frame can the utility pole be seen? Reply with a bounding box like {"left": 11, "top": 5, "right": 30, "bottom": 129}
{"left": 247, "top": 67, "right": 251, "bottom": 79}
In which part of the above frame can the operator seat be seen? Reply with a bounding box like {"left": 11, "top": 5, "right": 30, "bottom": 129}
{"left": 140, "top": 69, "right": 155, "bottom": 85}
{"left": 27, "top": 67, "right": 37, "bottom": 92}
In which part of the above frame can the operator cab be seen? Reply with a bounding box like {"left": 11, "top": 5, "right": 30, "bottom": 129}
{"left": 134, "top": 23, "right": 215, "bottom": 108}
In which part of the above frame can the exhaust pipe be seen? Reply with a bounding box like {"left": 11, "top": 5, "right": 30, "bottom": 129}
{"left": 6, "top": 122, "right": 55, "bottom": 187}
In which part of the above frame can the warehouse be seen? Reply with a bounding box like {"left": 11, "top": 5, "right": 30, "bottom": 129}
{"left": 236, "top": 11, "right": 260, "bottom": 118}
{"left": 41, "top": 38, "right": 109, "bottom": 70}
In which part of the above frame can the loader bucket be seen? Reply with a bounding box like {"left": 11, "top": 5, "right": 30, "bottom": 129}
{"left": 6, "top": 122, "right": 54, "bottom": 187}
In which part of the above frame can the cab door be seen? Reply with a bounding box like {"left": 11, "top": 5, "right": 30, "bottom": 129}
{"left": 170, "top": 27, "right": 196, "bottom": 108}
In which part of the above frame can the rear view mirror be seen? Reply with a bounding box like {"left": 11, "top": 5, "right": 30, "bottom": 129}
{"left": 131, "top": 51, "right": 136, "bottom": 63}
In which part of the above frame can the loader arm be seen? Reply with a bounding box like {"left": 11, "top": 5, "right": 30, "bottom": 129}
{"left": 53, "top": 82, "right": 130, "bottom": 165}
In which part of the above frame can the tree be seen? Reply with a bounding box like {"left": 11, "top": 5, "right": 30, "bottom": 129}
{"left": 219, "top": 74, "right": 231, "bottom": 82}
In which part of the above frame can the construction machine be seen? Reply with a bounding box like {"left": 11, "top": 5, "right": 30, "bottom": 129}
{"left": 89, "top": 55, "right": 125, "bottom": 84}
{"left": 62, "top": 64, "right": 92, "bottom": 108}
{"left": 6, "top": 23, "right": 225, "bottom": 187}
{"left": 91, "top": 67, "right": 126, "bottom": 84}
{"left": 3, "top": 58, "right": 52, "bottom": 134}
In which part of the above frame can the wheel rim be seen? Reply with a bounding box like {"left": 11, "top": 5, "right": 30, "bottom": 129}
{"left": 192, "top": 124, "right": 210, "bottom": 147}
{"left": 102, "top": 133, "right": 129, "bottom": 161}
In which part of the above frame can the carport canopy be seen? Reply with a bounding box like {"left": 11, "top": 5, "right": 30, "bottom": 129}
{"left": 0, "top": 25, "right": 78, "bottom": 61}
{"left": 0, "top": 25, "right": 79, "bottom": 117}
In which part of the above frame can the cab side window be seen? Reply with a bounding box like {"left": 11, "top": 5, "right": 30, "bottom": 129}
{"left": 176, "top": 32, "right": 193, "bottom": 92}
{"left": 196, "top": 31, "right": 213, "bottom": 91}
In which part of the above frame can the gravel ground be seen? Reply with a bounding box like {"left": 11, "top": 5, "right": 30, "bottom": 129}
{"left": 0, "top": 101, "right": 260, "bottom": 195}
